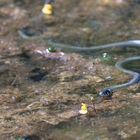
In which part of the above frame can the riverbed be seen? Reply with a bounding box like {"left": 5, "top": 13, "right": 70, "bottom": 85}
{"left": 0, "top": 0, "right": 140, "bottom": 140}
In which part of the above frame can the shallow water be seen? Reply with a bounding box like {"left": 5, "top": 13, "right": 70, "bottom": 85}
{"left": 47, "top": 101, "right": 140, "bottom": 140}
{"left": 124, "top": 60, "right": 140, "bottom": 73}
{"left": 43, "top": 47, "right": 140, "bottom": 140}
{"left": 0, "top": 0, "right": 140, "bottom": 139}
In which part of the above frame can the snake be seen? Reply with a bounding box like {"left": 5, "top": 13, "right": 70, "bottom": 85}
{"left": 47, "top": 40, "right": 140, "bottom": 97}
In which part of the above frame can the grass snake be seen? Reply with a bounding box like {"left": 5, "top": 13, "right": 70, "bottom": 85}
{"left": 48, "top": 40, "right": 140, "bottom": 97}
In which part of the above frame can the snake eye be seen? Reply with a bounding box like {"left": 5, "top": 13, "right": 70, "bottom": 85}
{"left": 106, "top": 89, "right": 111, "bottom": 94}
{"left": 106, "top": 89, "right": 113, "bottom": 96}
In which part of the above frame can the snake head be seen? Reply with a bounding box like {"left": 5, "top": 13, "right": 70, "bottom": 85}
{"left": 99, "top": 88, "right": 113, "bottom": 97}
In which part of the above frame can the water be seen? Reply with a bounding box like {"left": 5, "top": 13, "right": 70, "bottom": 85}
{"left": 0, "top": 0, "right": 140, "bottom": 139}
{"left": 124, "top": 60, "right": 140, "bottom": 73}
{"left": 46, "top": 102, "right": 140, "bottom": 140}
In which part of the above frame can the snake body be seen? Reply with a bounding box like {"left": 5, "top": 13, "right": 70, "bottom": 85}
{"left": 48, "top": 40, "right": 140, "bottom": 97}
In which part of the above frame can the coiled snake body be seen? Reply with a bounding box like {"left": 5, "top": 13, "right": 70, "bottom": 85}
{"left": 48, "top": 40, "right": 140, "bottom": 97}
